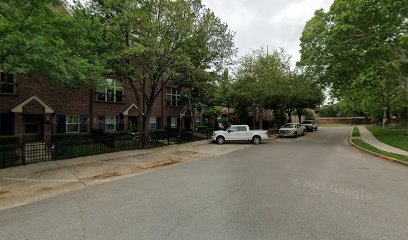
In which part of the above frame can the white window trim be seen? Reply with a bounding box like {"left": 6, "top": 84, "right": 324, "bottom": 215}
{"left": 97, "top": 79, "right": 124, "bottom": 103}
{"left": 170, "top": 116, "right": 177, "bottom": 128}
{"left": 149, "top": 116, "right": 157, "bottom": 129}
{"left": 0, "top": 70, "right": 15, "bottom": 95}
{"left": 166, "top": 88, "right": 181, "bottom": 107}
{"left": 195, "top": 117, "right": 201, "bottom": 125}
{"left": 105, "top": 116, "right": 117, "bottom": 132}
{"left": 66, "top": 115, "right": 80, "bottom": 133}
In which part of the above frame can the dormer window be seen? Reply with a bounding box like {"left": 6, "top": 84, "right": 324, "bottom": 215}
{"left": 96, "top": 79, "right": 124, "bottom": 103}
{"left": 0, "top": 72, "right": 15, "bottom": 94}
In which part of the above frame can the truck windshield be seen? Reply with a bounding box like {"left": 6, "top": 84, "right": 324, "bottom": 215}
{"left": 284, "top": 124, "right": 296, "bottom": 128}
{"left": 302, "top": 120, "right": 313, "bottom": 124}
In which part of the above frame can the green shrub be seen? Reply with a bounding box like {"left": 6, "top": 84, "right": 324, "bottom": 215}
{"left": 148, "top": 129, "right": 168, "bottom": 139}
{"left": 52, "top": 133, "right": 93, "bottom": 144}
{"left": 303, "top": 110, "right": 315, "bottom": 120}
{"left": 196, "top": 125, "right": 212, "bottom": 133}
{"left": 0, "top": 136, "right": 19, "bottom": 145}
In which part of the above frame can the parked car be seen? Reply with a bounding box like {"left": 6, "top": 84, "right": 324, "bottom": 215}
{"left": 279, "top": 123, "right": 305, "bottom": 138}
{"left": 301, "top": 120, "right": 318, "bottom": 132}
{"left": 211, "top": 125, "right": 269, "bottom": 145}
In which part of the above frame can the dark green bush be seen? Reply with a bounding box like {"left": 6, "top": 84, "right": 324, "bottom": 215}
{"left": 0, "top": 136, "right": 19, "bottom": 145}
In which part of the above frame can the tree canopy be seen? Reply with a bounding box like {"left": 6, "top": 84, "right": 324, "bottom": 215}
{"left": 298, "top": 0, "right": 408, "bottom": 124}
{"left": 0, "top": 0, "right": 107, "bottom": 86}
{"left": 232, "top": 48, "right": 323, "bottom": 126}
{"left": 71, "top": 0, "right": 236, "bottom": 143}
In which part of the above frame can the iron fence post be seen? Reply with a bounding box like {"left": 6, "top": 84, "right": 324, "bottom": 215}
{"left": 1, "top": 144, "right": 5, "bottom": 168}
{"left": 70, "top": 144, "right": 74, "bottom": 158}
{"left": 114, "top": 135, "right": 117, "bottom": 152}
{"left": 21, "top": 143, "right": 26, "bottom": 165}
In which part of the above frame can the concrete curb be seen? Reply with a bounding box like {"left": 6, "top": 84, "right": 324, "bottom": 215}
{"left": 348, "top": 128, "right": 408, "bottom": 167}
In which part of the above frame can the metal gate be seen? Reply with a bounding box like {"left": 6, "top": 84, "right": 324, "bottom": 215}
{"left": 22, "top": 141, "right": 53, "bottom": 164}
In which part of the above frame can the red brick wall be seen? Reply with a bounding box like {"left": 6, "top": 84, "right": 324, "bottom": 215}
{"left": 316, "top": 118, "right": 372, "bottom": 125}
{"left": 22, "top": 100, "right": 45, "bottom": 115}
{"left": 0, "top": 74, "right": 200, "bottom": 135}
{"left": 0, "top": 74, "right": 90, "bottom": 116}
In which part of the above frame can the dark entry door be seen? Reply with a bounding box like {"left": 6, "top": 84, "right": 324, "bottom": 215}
{"left": 23, "top": 115, "right": 44, "bottom": 142}
{"left": 128, "top": 116, "right": 139, "bottom": 133}
{"left": 184, "top": 117, "right": 191, "bottom": 130}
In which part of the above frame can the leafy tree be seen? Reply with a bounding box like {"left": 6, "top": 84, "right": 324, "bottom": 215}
{"left": 232, "top": 48, "right": 291, "bottom": 127}
{"left": 0, "top": 0, "right": 107, "bottom": 85}
{"left": 233, "top": 48, "right": 322, "bottom": 127}
{"left": 290, "top": 74, "right": 323, "bottom": 123}
{"left": 299, "top": 0, "right": 408, "bottom": 126}
{"left": 203, "top": 106, "right": 222, "bottom": 129}
{"left": 73, "top": 0, "right": 235, "bottom": 146}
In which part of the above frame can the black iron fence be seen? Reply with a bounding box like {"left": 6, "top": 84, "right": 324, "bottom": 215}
{"left": 0, "top": 129, "right": 213, "bottom": 169}
{"left": 0, "top": 143, "right": 21, "bottom": 168}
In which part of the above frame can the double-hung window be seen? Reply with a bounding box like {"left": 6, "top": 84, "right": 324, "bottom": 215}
{"left": 66, "top": 115, "right": 80, "bottom": 133}
{"left": 166, "top": 88, "right": 181, "bottom": 107}
{"left": 0, "top": 72, "right": 15, "bottom": 94}
{"left": 105, "top": 116, "right": 116, "bottom": 132}
{"left": 96, "top": 79, "right": 124, "bottom": 103}
{"left": 170, "top": 117, "right": 178, "bottom": 128}
{"left": 149, "top": 116, "right": 157, "bottom": 129}
{"left": 195, "top": 117, "right": 201, "bottom": 126}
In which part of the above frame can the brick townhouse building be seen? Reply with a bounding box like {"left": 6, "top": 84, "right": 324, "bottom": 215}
{"left": 0, "top": 73, "right": 203, "bottom": 142}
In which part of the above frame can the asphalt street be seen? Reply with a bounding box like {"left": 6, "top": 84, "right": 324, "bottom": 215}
{"left": 1, "top": 126, "right": 408, "bottom": 240}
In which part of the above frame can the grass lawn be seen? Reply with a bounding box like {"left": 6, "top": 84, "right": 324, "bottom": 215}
{"left": 352, "top": 138, "right": 408, "bottom": 163}
{"left": 352, "top": 127, "right": 361, "bottom": 137}
{"left": 319, "top": 124, "right": 353, "bottom": 126}
{"left": 366, "top": 125, "right": 408, "bottom": 152}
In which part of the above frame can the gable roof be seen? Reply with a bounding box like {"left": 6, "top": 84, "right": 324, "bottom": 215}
{"left": 11, "top": 95, "right": 55, "bottom": 114}
{"left": 122, "top": 103, "right": 139, "bottom": 116}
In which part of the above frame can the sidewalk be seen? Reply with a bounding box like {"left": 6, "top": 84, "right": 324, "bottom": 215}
{"left": 358, "top": 126, "right": 408, "bottom": 157}
{"left": 0, "top": 140, "right": 255, "bottom": 211}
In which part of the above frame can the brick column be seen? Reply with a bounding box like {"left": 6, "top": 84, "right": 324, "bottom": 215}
{"left": 14, "top": 113, "right": 23, "bottom": 142}
{"left": 44, "top": 123, "right": 51, "bottom": 141}
{"left": 123, "top": 115, "right": 129, "bottom": 132}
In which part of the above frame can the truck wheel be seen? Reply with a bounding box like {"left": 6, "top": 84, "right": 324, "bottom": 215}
{"left": 302, "top": 130, "right": 305, "bottom": 136}
{"left": 294, "top": 132, "right": 298, "bottom": 138}
{"left": 252, "top": 136, "right": 261, "bottom": 145}
{"left": 216, "top": 136, "right": 225, "bottom": 145}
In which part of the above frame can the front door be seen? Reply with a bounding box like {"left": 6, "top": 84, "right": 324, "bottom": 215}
{"left": 23, "top": 115, "right": 44, "bottom": 142}
{"left": 128, "top": 116, "right": 139, "bottom": 133}
{"left": 184, "top": 117, "right": 191, "bottom": 130}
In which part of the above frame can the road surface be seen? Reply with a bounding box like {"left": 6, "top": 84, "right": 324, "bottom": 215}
{"left": 1, "top": 126, "right": 408, "bottom": 240}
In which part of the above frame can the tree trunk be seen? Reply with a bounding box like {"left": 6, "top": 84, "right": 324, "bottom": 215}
{"left": 382, "top": 105, "right": 390, "bottom": 128}
{"left": 297, "top": 108, "right": 303, "bottom": 123}
{"left": 142, "top": 102, "right": 154, "bottom": 149}
{"left": 273, "top": 109, "right": 278, "bottom": 128}
{"left": 287, "top": 109, "right": 292, "bottom": 123}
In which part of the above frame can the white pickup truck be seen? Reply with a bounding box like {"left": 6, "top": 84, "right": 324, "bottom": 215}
{"left": 301, "top": 120, "right": 318, "bottom": 132}
{"left": 211, "top": 125, "right": 269, "bottom": 145}
{"left": 278, "top": 123, "right": 306, "bottom": 137}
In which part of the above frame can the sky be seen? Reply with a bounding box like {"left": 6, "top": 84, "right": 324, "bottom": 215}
{"left": 202, "top": 0, "right": 334, "bottom": 67}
